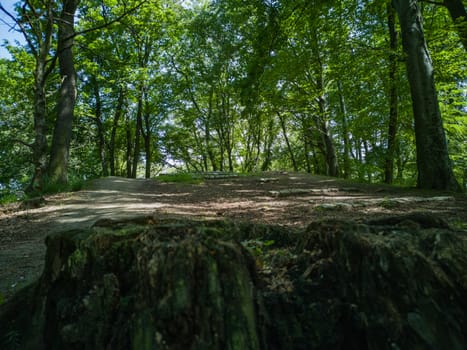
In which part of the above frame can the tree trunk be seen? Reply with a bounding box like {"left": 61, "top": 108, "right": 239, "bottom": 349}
{"left": 313, "top": 30, "right": 339, "bottom": 177}
{"left": 109, "top": 89, "right": 125, "bottom": 176}
{"left": 142, "top": 98, "right": 152, "bottom": 179}
{"left": 131, "top": 87, "right": 143, "bottom": 179}
{"left": 320, "top": 119, "right": 339, "bottom": 177}
{"left": 25, "top": 1, "right": 55, "bottom": 192}
{"left": 220, "top": 93, "right": 235, "bottom": 172}
{"left": 303, "top": 132, "right": 312, "bottom": 173}
{"left": 48, "top": 0, "right": 80, "bottom": 185}
{"left": 385, "top": 3, "right": 399, "bottom": 184}
{"left": 126, "top": 116, "right": 133, "bottom": 178}
{"left": 205, "top": 91, "right": 218, "bottom": 171}
{"left": 337, "top": 80, "right": 351, "bottom": 179}
{"left": 443, "top": 0, "right": 467, "bottom": 51}
{"left": 29, "top": 57, "right": 50, "bottom": 192}
{"left": 278, "top": 113, "right": 298, "bottom": 171}
{"left": 92, "top": 76, "right": 108, "bottom": 177}
{"left": 316, "top": 95, "right": 339, "bottom": 177}
{"left": 392, "top": 0, "right": 460, "bottom": 191}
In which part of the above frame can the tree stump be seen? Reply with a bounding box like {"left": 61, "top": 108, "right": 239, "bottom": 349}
{"left": 1, "top": 216, "right": 466, "bottom": 350}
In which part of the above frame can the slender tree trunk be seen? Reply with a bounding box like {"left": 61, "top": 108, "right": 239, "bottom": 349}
{"left": 244, "top": 131, "right": 253, "bottom": 173}
{"left": 205, "top": 122, "right": 217, "bottom": 171}
{"left": 220, "top": 93, "right": 234, "bottom": 172}
{"left": 142, "top": 95, "right": 152, "bottom": 179}
{"left": 143, "top": 117, "right": 151, "bottom": 179}
{"left": 28, "top": 3, "right": 55, "bottom": 192}
{"left": 316, "top": 95, "right": 338, "bottom": 177}
{"left": 191, "top": 124, "right": 207, "bottom": 172}
{"left": 319, "top": 119, "right": 339, "bottom": 177}
{"left": 132, "top": 86, "right": 143, "bottom": 178}
{"left": 261, "top": 119, "right": 275, "bottom": 171}
{"left": 226, "top": 121, "right": 234, "bottom": 172}
{"left": 126, "top": 116, "right": 133, "bottom": 178}
{"left": 92, "top": 76, "right": 108, "bottom": 177}
{"left": 363, "top": 140, "right": 373, "bottom": 183}
{"left": 443, "top": 0, "right": 467, "bottom": 51}
{"left": 278, "top": 113, "right": 298, "bottom": 171}
{"left": 30, "top": 58, "right": 50, "bottom": 192}
{"left": 337, "top": 80, "right": 351, "bottom": 179}
{"left": 303, "top": 132, "right": 312, "bottom": 173}
{"left": 356, "top": 139, "right": 365, "bottom": 180}
{"left": 205, "top": 90, "right": 218, "bottom": 171}
{"left": 48, "top": 0, "right": 80, "bottom": 185}
{"left": 385, "top": 3, "right": 399, "bottom": 184}
{"left": 109, "top": 89, "right": 125, "bottom": 176}
{"left": 312, "top": 31, "right": 339, "bottom": 177}
{"left": 393, "top": 0, "right": 460, "bottom": 191}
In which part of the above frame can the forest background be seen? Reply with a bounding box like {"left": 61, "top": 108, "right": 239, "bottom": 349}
{"left": 0, "top": 0, "right": 466, "bottom": 199}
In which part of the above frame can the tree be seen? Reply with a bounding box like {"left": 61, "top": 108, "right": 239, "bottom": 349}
{"left": 385, "top": 2, "right": 399, "bottom": 184}
{"left": 48, "top": 0, "right": 80, "bottom": 184}
{"left": 392, "top": 0, "right": 460, "bottom": 191}
{"left": 0, "top": 0, "right": 465, "bottom": 190}
{"left": 0, "top": 1, "right": 57, "bottom": 191}
{"left": 0, "top": 54, "right": 35, "bottom": 192}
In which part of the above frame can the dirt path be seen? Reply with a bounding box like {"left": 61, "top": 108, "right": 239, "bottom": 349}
{"left": 1, "top": 174, "right": 466, "bottom": 300}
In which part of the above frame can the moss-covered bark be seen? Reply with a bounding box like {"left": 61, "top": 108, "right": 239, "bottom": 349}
{"left": 1, "top": 216, "right": 466, "bottom": 350}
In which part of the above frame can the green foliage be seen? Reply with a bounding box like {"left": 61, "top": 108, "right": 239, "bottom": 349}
{"left": 0, "top": 193, "right": 20, "bottom": 205}
{"left": 0, "top": 0, "right": 464, "bottom": 189}
{"left": 24, "top": 174, "right": 86, "bottom": 198}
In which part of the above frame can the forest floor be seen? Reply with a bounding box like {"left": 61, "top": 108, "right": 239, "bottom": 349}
{"left": 0, "top": 172, "right": 466, "bottom": 301}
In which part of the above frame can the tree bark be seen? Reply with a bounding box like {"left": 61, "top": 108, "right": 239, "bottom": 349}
{"left": 48, "top": 0, "right": 80, "bottom": 185}
{"left": 92, "top": 76, "right": 108, "bottom": 177}
{"left": 131, "top": 87, "right": 143, "bottom": 178}
{"left": 205, "top": 89, "right": 218, "bottom": 171}
{"left": 392, "top": 0, "right": 460, "bottom": 191}
{"left": 142, "top": 96, "right": 152, "bottom": 179}
{"left": 385, "top": 3, "right": 399, "bottom": 184}
{"left": 109, "top": 89, "right": 125, "bottom": 176}
{"left": 312, "top": 30, "right": 339, "bottom": 177}
{"left": 261, "top": 118, "right": 275, "bottom": 171}
{"left": 2, "top": 218, "right": 467, "bottom": 350}
{"left": 337, "top": 80, "right": 351, "bottom": 179}
{"left": 12, "top": 0, "right": 56, "bottom": 192}
{"left": 278, "top": 113, "right": 298, "bottom": 171}
{"left": 30, "top": 46, "right": 51, "bottom": 192}
{"left": 316, "top": 92, "right": 338, "bottom": 177}
{"left": 126, "top": 116, "right": 133, "bottom": 178}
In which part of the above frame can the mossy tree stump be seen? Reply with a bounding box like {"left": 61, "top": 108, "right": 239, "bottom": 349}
{"left": 1, "top": 215, "right": 466, "bottom": 350}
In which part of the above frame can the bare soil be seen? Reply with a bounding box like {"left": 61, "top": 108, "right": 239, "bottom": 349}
{"left": 1, "top": 173, "right": 466, "bottom": 300}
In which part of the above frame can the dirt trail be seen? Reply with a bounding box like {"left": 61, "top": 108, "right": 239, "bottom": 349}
{"left": 1, "top": 174, "right": 466, "bottom": 300}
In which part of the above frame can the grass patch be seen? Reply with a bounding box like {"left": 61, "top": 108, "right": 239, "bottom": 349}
{"left": 25, "top": 176, "right": 86, "bottom": 199}
{"left": 0, "top": 193, "right": 20, "bottom": 205}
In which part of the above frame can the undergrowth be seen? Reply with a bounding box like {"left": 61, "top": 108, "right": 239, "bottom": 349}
{"left": 26, "top": 176, "right": 85, "bottom": 198}
{"left": 0, "top": 193, "right": 19, "bottom": 205}
{"left": 156, "top": 173, "right": 203, "bottom": 184}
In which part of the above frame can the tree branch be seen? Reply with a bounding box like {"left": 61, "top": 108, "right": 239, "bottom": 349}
{"left": 0, "top": 4, "right": 38, "bottom": 56}
{"left": 74, "top": 0, "right": 148, "bottom": 38}
{"left": 12, "top": 139, "right": 34, "bottom": 149}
